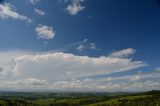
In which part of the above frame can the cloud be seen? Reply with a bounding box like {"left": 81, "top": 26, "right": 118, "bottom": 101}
{"left": 0, "top": 51, "right": 34, "bottom": 78}
{"left": 49, "top": 79, "right": 160, "bottom": 92}
{"left": 47, "top": 70, "right": 160, "bottom": 91}
{"left": 77, "top": 39, "right": 97, "bottom": 52}
{"left": 1, "top": 70, "right": 160, "bottom": 91}
{"left": 11, "top": 49, "right": 146, "bottom": 81}
{"left": 0, "top": 67, "right": 3, "bottom": 72}
{"left": 77, "top": 44, "right": 85, "bottom": 52}
{"left": 35, "top": 25, "right": 55, "bottom": 40}
{"left": 6, "top": 78, "right": 48, "bottom": 85}
{"left": 109, "top": 48, "right": 136, "bottom": 58}
{"left": 66, "top": 0, "right": 85, "bottom": 15}
{"left": 30, "top": 0, "right": 41, "bottom": 4}
{"left": 34, "top": 8, "right": 46, "bottom": 15}
{"left": 90, "top": 43, "right": 96, "bottom": 50}
{"left": 155, "top": 68, "right": 160, "bottom": 73}
{"left": 96, "top": 72, "right": 160, "bottom": 82}
{"left": 0, "top": 3, "right": 31, "bottom": 22}
{"left": 0, "top": 49, "right": 148, "bottom": 91}
{"left": 1, "top": 78, "right": 159, "bottom": 91}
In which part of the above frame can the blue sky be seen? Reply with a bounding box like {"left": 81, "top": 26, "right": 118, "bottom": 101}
{"left": 0, "top": 0, "right": 160, "bottom": 91}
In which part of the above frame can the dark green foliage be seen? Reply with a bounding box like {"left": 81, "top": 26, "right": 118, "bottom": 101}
{"left": 88, "top": 94, "right": 160, "bottom": 106}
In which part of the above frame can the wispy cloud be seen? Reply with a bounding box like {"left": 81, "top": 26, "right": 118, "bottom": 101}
{"left": 6, "top": 78, "right": 48, "bottom": 85}
{"left": 0, "top": 3, "right": 31, "bottom": 22}
{"left": 109, "top": 48, "right": 136, "bottom": 58}
{"left": 77, "top": 39, "right": 97, "bottom": 52}
{"left": 34, "top": 8, "right": 46, "bottom": 15}
{"left": 35, "top": 24, "right": 55, "bottom": 40}
{"left": 90, "top": 43, "right": 96, "bottom": 50}
{"left": 77, "top": 44, "right": 85, "bottom": 52}
{"left": 30, "top": 0, "right": 42, "bottom": 4}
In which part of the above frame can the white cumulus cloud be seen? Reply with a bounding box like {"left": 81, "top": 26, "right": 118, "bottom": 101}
{"left": 66, "top": 0, "right": 85, "bottom": 15}
{"left": 11, "top": 49, "right": 146, "bottom": 81}
{"left": 0, "top": 49, "right": 149, "bottom": 91}
{"left": 35, "top": 25, "right": 55, "bottom": 40}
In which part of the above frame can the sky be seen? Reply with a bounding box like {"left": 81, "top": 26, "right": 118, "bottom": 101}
{"left": 0, "top": 0, "right": 160, "bottom": 92}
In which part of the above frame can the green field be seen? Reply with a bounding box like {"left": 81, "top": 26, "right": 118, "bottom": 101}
{"left": 0, "top": 91, "right": 159, "bottom": 106}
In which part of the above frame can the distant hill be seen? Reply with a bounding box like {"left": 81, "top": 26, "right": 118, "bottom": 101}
{"left": 142, "top": 90, "right": 160, "bottom": 95}
{"left": 0, "top": 90, "right": 159, "bottom": 106}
